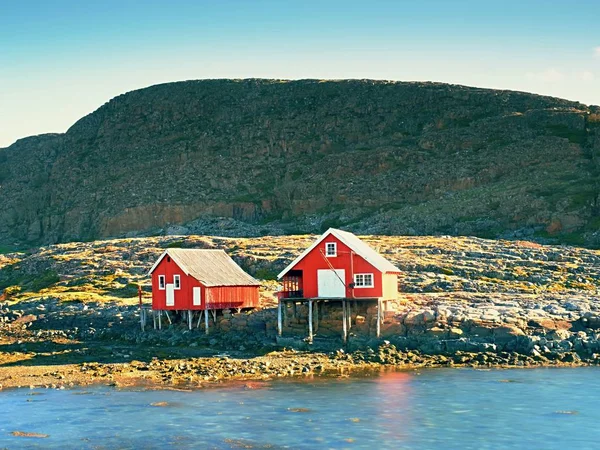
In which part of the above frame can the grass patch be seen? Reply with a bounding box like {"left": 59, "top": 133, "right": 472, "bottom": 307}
{"left": 28, "top": 270, "right": 60, "bottom": 291}
{"left": 546, "top": 125, "right": 587, "bottom": 145}
{"left": 253, "top": 268, "right": 278, "bottom": 280}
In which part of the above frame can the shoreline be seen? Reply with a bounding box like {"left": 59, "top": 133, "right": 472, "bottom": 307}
{"left": 1, "top": 346, "right": 597, "bottom": 391}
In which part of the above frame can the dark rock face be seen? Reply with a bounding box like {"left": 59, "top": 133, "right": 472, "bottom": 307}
{"left": 0, "top": 79, "right": 599, "bottom": 246}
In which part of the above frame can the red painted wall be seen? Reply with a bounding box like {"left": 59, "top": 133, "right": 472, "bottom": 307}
{"left": 151, "top": 255, "right": 193, "bottom": 310}
{"left": 291, "top": 234, "right": 384, "bottom": 298}
{"left": 151, "top": 256, "right": 259, "bottom": 310}
{"left": 205, "top": 286, "right": 259, "bottom": 309}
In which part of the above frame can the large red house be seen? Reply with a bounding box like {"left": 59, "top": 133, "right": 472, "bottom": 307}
{"left": 148, "top": 249, "right": 260, "bottom": 311}
{"left": 277, "top": 228, "right": 400, "bottom": 300}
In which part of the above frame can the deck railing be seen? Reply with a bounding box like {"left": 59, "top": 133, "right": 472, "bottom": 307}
{"left": 277, "top": 290, "right": 304, "bottom": 300}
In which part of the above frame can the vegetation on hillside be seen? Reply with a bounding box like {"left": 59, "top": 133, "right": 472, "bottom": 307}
{"left": 0, "top": 79, "right": 598, "bottom": 247}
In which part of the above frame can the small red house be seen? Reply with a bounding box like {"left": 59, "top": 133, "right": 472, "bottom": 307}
{"left": 277, "top": 228, "right": 400, "bottom": 300}
{"left": 148, "top": 249, "right": 260, "bottom": 311}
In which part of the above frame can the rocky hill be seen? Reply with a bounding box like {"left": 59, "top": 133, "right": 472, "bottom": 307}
{"left": 0, "top": 79, "right": 599, "bottom": 248}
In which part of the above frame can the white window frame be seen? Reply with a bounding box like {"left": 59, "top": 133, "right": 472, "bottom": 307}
{"left": 158, "top": 275, "right": 166, "bottom": 290}
{"left": 173, "top": 274, "right": 181, "bottom": 290}
{"left": 325, "top": 242, "right": 337, "bottom": 257}
{"left": 354, "top": 273, "right": 374, "bottom": 288}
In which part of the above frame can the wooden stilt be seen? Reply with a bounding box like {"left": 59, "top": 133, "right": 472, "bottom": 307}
{"left": 205, "top": 308, "right": 209, "bottom": 335}
{"left": 308, "top": 300, "right": 313, "bottom": 343}
{"left": 197, "top": 311, "right": 203, "bottom": 329}
{"left": 164, "top": 310, "right": 172, "bottom": 325}
{"left": 283, "top": 302, "right": 289, "bottom": 327}
{"left": 158, "top": 310, "right": 162, "bottom": 330}
{"left": 342, "top": 300, "right": 347, "bottom": 343}
{"left": 188, "top": 310, "right": 192, "bottom": 330}
{"left": 153, "top": 310, "right": 156, "bottom": 330}
{"left": 277, "top": 300, "right": 283, "bottom": 336}
{"left": 314, "top": 301, "right": 319, "bottom": 332}
{"left": 347, "top": 301, "right": 352, "bottom": 331}
{"left": 376, "top": 299, "right": 381, "bottom": 338}
{"left": 212, "top": 310, "right": 217, "bottom": 323}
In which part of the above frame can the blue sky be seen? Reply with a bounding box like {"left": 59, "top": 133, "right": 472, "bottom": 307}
{"left": 1, "top": 0, "right": 599, "bottom": 147}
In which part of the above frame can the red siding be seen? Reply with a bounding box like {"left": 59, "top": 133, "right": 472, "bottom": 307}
{"left": 151, "top": 255, "right": 193, "bottom": 310}
{"left": 151, "top": 256, "right": 259, "bottom": 310}
{"left": 206, "top": 286, "right": 259, "bottom": 310}
{"left": 291, "top": 234, "right": 384, "bottom": 298}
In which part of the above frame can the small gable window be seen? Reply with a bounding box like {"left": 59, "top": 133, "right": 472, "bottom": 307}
{"left": 354, "top": 273, "right": 374, "bottom": 288}
{"left": 325, "top": 242, "right": 337, "bottom": 257}
{"left": 174, "top": 275, "right": 181, "bottom": 290}
{"left": 158, "top": 275, "right": 166, "bottom": 290}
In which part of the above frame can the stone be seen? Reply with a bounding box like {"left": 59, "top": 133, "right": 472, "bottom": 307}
{"left": 548, "top": 329, "right": 571, "bottom": 341}
{"left": 448, "top": 328, "right": 464, "bottom": 338}
{"left": 493, "top": 325, "right": 525, "bottom": 340}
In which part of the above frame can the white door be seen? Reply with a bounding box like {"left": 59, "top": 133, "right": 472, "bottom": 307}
{"left": 317, "top": 269, "right": 346, "bottom": 298}
{"left": 166, "top": 284, "right": 175, "bottom": 306}
{"left": 193, "top": 287, "right": 201, "bottom": 306}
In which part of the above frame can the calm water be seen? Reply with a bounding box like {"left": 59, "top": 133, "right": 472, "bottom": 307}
{"left": 1, "top": 367, "right": 599, "bottom": 449}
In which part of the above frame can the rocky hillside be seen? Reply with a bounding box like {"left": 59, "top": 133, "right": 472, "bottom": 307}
{"left": 1, "top": 79, "right": 599, "bottom": 247}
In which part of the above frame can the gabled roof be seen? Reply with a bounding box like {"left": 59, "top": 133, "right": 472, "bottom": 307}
{"left": 277, "top": 228, "right": 401, "bottom": 279}
{"left": 148, "top": 249, "right": 260, "bottom": 287}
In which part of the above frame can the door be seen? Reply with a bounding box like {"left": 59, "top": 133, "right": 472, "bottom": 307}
{"left": 166, "top": 284, "right": 175, "bottom": 306}
{"left": 317, "top": 269, "right": 346, "bottom": 298}
{"left": 193, "top": 287, "right": 201, "bottom": 306}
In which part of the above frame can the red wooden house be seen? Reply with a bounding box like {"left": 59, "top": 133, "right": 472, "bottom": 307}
{"left": 148, "top": 249, "right": 260, "bottom": 312}
{"left": 277, "top": 228, "right": 400, "bottom": 300}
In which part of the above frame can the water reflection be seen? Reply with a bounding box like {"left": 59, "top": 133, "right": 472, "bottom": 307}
{"left": 374, "top": 371, "right": 413, "bottom": 443}
{"left": 0, "top": 368, "right": 599, "bottom": 449}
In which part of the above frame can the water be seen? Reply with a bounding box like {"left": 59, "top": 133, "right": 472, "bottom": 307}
{"left": 1, "top": 367, "right": 599, "bottom": 449}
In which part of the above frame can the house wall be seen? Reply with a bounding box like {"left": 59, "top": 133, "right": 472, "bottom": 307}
{"left": 151, "top": 256, "right": 259, "bottom": 310}
{"left": 382, "top": 273, "right": 399, "bottom": 301}
{"left": 206, "top": 286, "right": 260, "bottom": 310}
{"left": 151, "top": 256, "right": 193, "bottom": 310}
{"left": 292, "top": 234, "right": 384, "bottom": 298}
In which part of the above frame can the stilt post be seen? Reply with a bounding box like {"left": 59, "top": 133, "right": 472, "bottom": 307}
{"left": 308, "top": 300, "right": 313, "bottom": 343}
{"left": 205, "top": 308, "right": 209, "bottom": 335}
{"left": 158, "top": 310, "right": 162, "bottom": 330}
{"left": 164, "top": 310, "right": 172, "bottom": 325}
{"left": 153, "top": 310, "right": 156, "bottom": 330}
{"left": 376, "top": 299, "right": 381, "bottom": 338}
{"left": 347, "top": 301, "right": 352, "bottom": 331}
{"left": 342, "top": 300, "right": 347, "bottom": 343}
{"left": 188, "top": 310, "right": 192, "bottom": 330}
{"left": 277, "top": 300, "right": 283, "bottom": 336}
{"left": 314, "top": 301, "right": 319, "bottom": 332}
{"left": 197, "top": 311, "right": 203, "bottom": 329}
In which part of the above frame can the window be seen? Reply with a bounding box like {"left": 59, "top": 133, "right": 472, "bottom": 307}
{"left": 174, "top": 274, "right": 181, "bottom": 290}
{"left": 354, "top": 273, "right": 374, "bottom": 288}
{"left": 158, "top": 275, "right": 166, "bottom": 290}
{"left": 325, "top": 242, "right": 337, "bottom": 257}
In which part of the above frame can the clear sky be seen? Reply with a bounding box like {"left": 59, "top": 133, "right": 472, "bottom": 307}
{"left": 1, "top": 0, "right": 599, "bottom": 148}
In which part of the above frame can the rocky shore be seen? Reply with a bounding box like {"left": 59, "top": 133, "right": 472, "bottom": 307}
{"left": 1, "top": 234, "right": 599, "bottom": 389}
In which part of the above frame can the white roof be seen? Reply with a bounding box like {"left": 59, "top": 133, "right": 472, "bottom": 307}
{"left": 148, "top": 249, "right": 260, "bottom": 287}
{"left": 277, "top": 228, "right": 401, "bottom": 279}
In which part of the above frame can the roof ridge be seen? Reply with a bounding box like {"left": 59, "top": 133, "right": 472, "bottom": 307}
{"left": 277, "top": 228, "right": 400, "bottom": 279}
